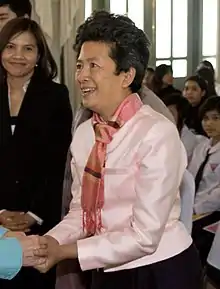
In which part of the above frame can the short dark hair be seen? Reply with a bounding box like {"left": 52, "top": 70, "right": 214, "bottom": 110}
{"left": 0, "top": 18, "right": 57, "bottom": 82}
{"left": 0, "top": 0, "right": 32, "bottom": 17}
{"left": 185, "top": 75, "right": 208, "bottom": 97}
{"left": 197, "top": 60, "right": 215, "bottom": 75}
{"left": 146, "top": 67, "right": 155, "bottom": 73}
{"left": 155, "top": 64, "right": 173, "bottom": 78}
{"left": 196, "top": 67, "right": 217, "bottom": 96}
{"left": 199, "top": 96, "right": 220, "bottom": 120}
{"left": 73, "top": 10, "right": 150, "bottom": 93}
{"left": 151, "top": 64, "right": 173, "bottom": 95}
{"left": 161, "top": 93, "right": 190, "bottom": 133}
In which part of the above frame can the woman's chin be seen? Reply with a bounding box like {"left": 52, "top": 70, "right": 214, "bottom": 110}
{"left": 82, "top": 97, "right": 98, "bottom": 111}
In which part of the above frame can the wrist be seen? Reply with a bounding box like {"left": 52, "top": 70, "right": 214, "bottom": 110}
{"left": 59, "top": 243, "right": 78, "bottom": 261}
{"left": 44, "top": 235, "right": 62, "bottom": 261}
{"left": 57, "top": 245, "right": 67, "bottom": 262}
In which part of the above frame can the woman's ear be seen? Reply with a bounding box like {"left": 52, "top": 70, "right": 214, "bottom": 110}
{"left": 36, "top": 54, "right": 40, "bottom": 63}
{"left": 122, "top": 67, "right": 136, "bottom": 88}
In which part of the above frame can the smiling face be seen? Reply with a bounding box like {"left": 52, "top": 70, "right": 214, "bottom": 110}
{"left": 75, "top": 41, "right": 135, "bottom": 119}
{"left": 1, "top": 31, "right": 38, "bottom": 78}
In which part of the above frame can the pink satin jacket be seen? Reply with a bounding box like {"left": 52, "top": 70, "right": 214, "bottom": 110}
{"left": 48, "top": 105, "right": 192, "bottom": 272}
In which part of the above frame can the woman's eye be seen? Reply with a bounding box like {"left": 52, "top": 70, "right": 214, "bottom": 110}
{"left": 6, "top": 44, "right": 14, "bottom": 49}
{"left": 90, "top": 63, "right": 99, "bottom": 68}
{"left": 25, "top": 47, "right": 33, "bottom": 51}
{"left": 76, "top": 64, "right": 82, "bottom": 70}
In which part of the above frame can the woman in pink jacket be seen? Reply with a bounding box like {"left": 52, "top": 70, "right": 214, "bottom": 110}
{"left": 34, "top": 11, "right": 201, "bottom": 289}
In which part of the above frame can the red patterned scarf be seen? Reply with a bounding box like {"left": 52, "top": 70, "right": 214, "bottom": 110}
{"left": 81, "top": 93, "right": 143, "bottom": 235}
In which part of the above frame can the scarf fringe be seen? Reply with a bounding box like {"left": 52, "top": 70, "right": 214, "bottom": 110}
{"left": 81, "top": 94, "right": 143, "bottom": 235}
{"left": 83, "top": 209, "right": 102, "bottom": 235}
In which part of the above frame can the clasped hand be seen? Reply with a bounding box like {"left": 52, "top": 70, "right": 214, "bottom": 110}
{"left": 4, "top": 232, "right": 48, "bottom": 267}
{"left": 18, "top": 234, "right": 60, "bottom": 271}
{"left": 33, "top": 235, "right": 61, "bottom": 273}
{"left": 17, "top": 234, "right": 61, "bottom": 272}
{"left": 21, "top": 235, "right": 48, "bottom": 267}
{"left": 33, "top": 236, "right": 78, "bottom": 273}
{"left": 5, "top": 232, "right": 77, "bottom": 273}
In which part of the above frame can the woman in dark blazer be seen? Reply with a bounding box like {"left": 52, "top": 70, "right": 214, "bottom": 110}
{"left": 0, "top": 18, "right": 72, "bottom": 289}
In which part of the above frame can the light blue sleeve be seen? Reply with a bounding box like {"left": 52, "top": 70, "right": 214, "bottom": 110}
{"left": 0, "top": 227, "right": 8, "bottom": 238}
{"left": 0, "top": 238, "right": 22, "bottom": 280}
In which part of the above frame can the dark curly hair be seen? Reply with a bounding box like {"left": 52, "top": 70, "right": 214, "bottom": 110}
{"left": 73, "top": 10, "right": 150, "bottom": 93}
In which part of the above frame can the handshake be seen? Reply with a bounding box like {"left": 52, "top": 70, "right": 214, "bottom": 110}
{"left": 5, "top": 231, "right": 63, "bottom": 273}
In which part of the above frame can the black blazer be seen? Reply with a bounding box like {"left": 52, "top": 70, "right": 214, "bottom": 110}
{"left": 0, "top": 72, "right": 73, "bottom": 234}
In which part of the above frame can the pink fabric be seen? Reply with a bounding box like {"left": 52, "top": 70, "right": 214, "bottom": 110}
{"left": 81, "top": 94, "right": 143, "bottom": 235}
{"left": 48, "top": 104, "right": 192, "bottom": 272}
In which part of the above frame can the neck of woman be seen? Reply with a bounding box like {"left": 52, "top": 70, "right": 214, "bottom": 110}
{"left": 7, "top": 71, "right": 34, "bottom": 91}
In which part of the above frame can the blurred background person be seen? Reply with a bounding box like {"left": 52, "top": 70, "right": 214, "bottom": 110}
{"left": 196, "top": 67, "right": 217, "bottom": 97}
{"left": 151, "top": 64, "right": 180, "bottom": 98}
{"left": 188, "top": 96, "right": 220, "bottom": 265}
{"left": 0, "top": 0, "right": 31, "bottom": 31}
{"left": 142, "top": 67, "right": 154, "bottom": 89}
{"left": 196, "top": 60, "right": 220, "bottom": 95}
{"left": 161, "top": 93, "right": 200, "bottom": 163}
{"left": 183, "top": 75, "right": 209, "bottom": 135}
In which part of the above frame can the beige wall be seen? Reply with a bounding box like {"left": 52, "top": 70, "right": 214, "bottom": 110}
{"left": 31, "top": 0, "right": 85, "bottom": 112}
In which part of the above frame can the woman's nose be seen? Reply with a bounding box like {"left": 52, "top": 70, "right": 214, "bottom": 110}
{"left": 76, "top": 66, "right": 90, "bottom": 82}
{"left": 13, "top": 48, "right": 24, "bottom": 59}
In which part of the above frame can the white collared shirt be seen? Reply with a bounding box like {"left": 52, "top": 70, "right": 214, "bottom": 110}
{"left": 8, "top": 80, "right": 30, "bottom": 134}
{"left": 181, "top": 125, "right": 199, "bottom": 163}
{"left": 188, "top": 138, "right": 220, "bottom": 214}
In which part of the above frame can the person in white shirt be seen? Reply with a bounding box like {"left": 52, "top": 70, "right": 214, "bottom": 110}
{"left": 140, "top": 86, "right": 175, "bottom": 123}
{"left": 183, "top": 75, "right": 209, "bottom": 135}
{"left": 161, "top": 92, "right": 200, "bottom": 163}
{"left": 33, "top": 11, "right": 201, "bottom": 289}
{"left": 188, "top": 96, "right": 220, "bottom": 214}
{"left": 188, "top": 96, "right": 220, "bottom": 265}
